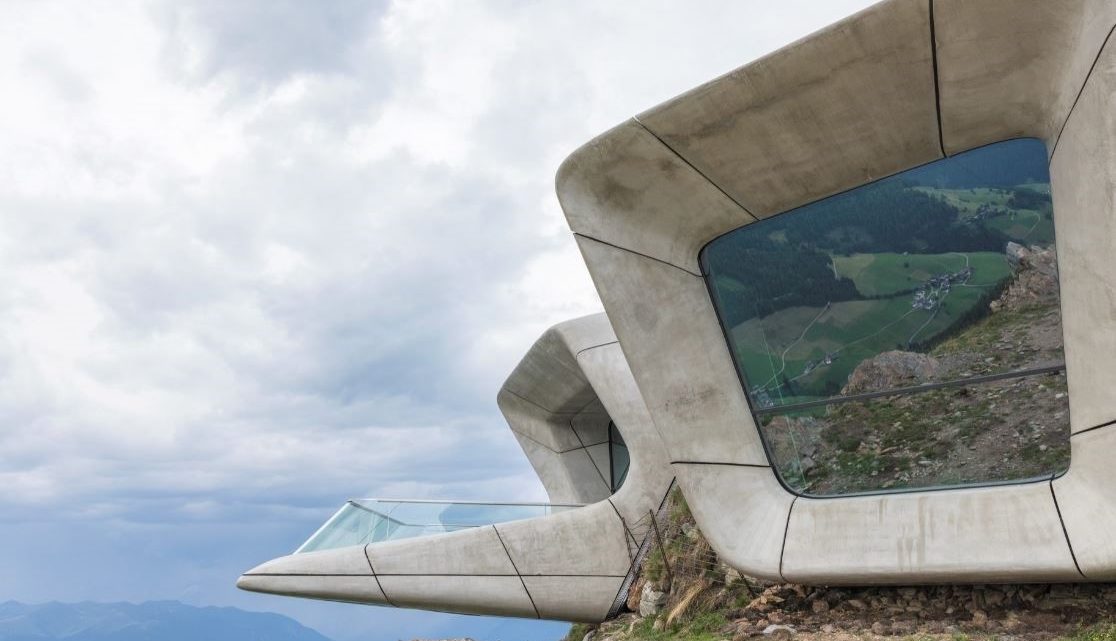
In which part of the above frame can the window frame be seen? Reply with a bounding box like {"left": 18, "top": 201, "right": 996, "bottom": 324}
{"left": 697, "top": 137, "right": 1071, "bottom": 499}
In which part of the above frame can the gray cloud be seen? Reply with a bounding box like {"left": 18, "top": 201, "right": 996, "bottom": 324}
{"left": 0, "top": 2, "right": 879, "bottom": 640}
{"left": 155, "top": 0, "right": 388, "bottom": 85}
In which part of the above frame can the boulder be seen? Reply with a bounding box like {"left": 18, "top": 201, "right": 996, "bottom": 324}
{"left": 842, "top": 350, "right": 939, "bottom": 394}
{"left": 639, "top": 583, "right": 667, "bottom": 618}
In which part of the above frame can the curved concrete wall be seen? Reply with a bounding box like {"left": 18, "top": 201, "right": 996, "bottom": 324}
{"left": 557, "top": 0, "right": 1116, "bottom": 584}
{"left": 238, "top": 314, "right": 673, "bottom": 622}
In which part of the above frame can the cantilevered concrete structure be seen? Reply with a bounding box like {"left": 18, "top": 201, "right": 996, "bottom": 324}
{"left": 241, "top": 0, "right": 1116, "bottom": 623}
{"left": 559, "top": 0, "right": 1116, "bottom": 584}
{"left": 239, "top": 315, "right": 673, "bottom": 622}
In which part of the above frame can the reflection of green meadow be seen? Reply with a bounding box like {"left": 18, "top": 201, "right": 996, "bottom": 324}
{"left": 915, "top": 185, "right": 1055, "bottom": 245}
{"left": 833, "top": 251, "right": 1010, "bottom": 297}
{"left": 731, "top": 250, "right": 1011, "bottom": 400}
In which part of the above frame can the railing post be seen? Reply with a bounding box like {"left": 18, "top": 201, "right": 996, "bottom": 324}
{"left": 649, "top": 509, "right": 673, "bottom": 586}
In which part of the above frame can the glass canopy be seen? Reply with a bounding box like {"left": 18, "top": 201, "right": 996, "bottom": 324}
{"left": 295, "top": 499, "right": 583, "bottom": 554}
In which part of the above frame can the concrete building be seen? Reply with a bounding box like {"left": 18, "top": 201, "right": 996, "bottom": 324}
{"left": 239, "top": 315, "right": 674, "bottom": 622}
{"left": 240, "top": 0, "right": 1116, "bottom": 622}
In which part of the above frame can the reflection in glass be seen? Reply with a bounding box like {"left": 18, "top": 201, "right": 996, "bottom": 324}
{"left": 701, "top": 138, "right": 1069, "bottom": 495}
{"left": 295, "top": 499, "right": 582, "bottom": 554}
{"left": 608, "top": 421, "right": 630, "bottom": 492}
{"left": 761, "top": 371, "right": 1069, "bottom": 495}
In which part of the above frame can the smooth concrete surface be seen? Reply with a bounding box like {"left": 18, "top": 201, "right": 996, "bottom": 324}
{"left": 1048, "top": 34, "right": 1116, "bottom": 434}
{"left": 577, "top": 343, "right": 673, "bottom": 528}
{"left": 237, "top": 574, "right": 388, "bottom": 605}
{"left": 1054, "top": 426, "right": 1116, "bottom": 580}
{"left": 366, "top": 525, "right": 517, "bottom": 576}
{"left": 523, "top": 576, "right": 624, "bottom": 623}
{"left": 557, "top": 0, "right": 1116, "bottom": 586}
{"left": 637, "top": 0, "right": 940, "bottom": 219}
{"left": 495, "top": 498, "right": 632, "bottom": 578}
{"left": 556, "top": 119, "right": 753, "bottom": 274}
{"left": 936, "top": 0, "right": 1116, "bottom": 156}
{"left": 376, "top": 575, "right": 537, "bottom": 618}
{"left": 672, "top": 463, "right": 791, "bottom": 582}
{"left": 501, "top": 324, "right": 597, "bottom": 414}
{"left": 783, "top": 482, "right": 1079, "bottom": 584}
{"left": 586, "top": 442, "right": 613, "bottom": 481}
{"left": 511, "top": 426, "right": 612, "bottom": 505}
{"left": 497, "top": 390, "right": 586, "bottom": 453}
{"left": 576, "top": 235, "right": 769, "bottom": 467}
{"left": 571, "top": 409, "right": 610, "bottom": 446}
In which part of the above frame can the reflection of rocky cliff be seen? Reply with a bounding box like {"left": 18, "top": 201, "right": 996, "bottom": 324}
{"left": 841, "top": 351, "right": 939, "bottom": 394}
{"left": 763, "top": 246, "right": 1069, "bottom": 495}
{"left": 995, "top": 243, "right": 1059, "bottom": 311}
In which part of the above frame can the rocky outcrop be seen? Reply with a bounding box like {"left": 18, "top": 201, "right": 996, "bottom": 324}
{"left": 992, "top": 245, "right": 1059, "bottom": 313}
{"left": 841, "top": 350, "right": 939, "bottom": 395}
{"left": 573, "top": 490, "right": 1116, "bottom": 641}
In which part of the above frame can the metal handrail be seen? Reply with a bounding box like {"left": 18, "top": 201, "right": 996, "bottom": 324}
{"left": 350, "top": 497, "right": 586, "bottom": 507}
{"left": 752, "top": 362, "right": 1065, "bottom": 416}
{"left": 607, "top": 478, "right": 677, "bottom": 618}
{"left": 296, "top": 498, "right": 588, "bottom": 554}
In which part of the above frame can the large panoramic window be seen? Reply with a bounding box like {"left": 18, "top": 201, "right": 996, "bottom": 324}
{"left": 702, "top": 138, "right": 1069, "bottom": 496}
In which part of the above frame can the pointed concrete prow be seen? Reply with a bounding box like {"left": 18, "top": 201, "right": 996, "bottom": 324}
{"left": 237, "top": 545, "right": 390, "bottom": 605}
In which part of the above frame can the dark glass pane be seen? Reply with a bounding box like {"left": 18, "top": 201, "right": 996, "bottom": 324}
{"left": 608, "top": 422, "right": 630, "bottom": 492}
{"left": 702, "top": 138, "right": 1063, "bottom": 410}
{"left": 760, "top": 371, "right": 1070, "bottom": 496}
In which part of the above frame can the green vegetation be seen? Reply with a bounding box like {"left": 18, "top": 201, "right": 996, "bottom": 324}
{"left": 730, "top": 275, "right": 1007, "bottom": 400}
{"left": 705, "top": 139, "right": 1053, "bottom": 403}
{"left": 1063, "top": 625, "right": 1116, "bottom": 641}
{"left": 834, "top": 252, "right": 1010, "bottom": 297}
{"left": 621, "top": 611, "right": 729, "bottom": 641}
{"left": 564, "top": 623, "right": 593, "bottom": 641}
{"left": 914, "top": 184, "right": 1055, "bottom": 245}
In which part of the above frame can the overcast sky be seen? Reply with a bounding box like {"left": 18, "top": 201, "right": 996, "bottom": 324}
{"left": 0, "top": 2, "right": 877, "bottom": 640}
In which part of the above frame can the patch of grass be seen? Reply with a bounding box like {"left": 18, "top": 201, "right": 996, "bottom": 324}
{"left": 563, "top": 623, "right": 593, "bottom": 641}
{"left": 834, "top": 252, "right": 1009, "bottom": 298}
{"left": 1060, "top": 624, "right": 1116, "bottom": 641}
{"left": 668, "top": 487, "right": 691, "bottom": 524}
{"left": 914, "top": 186, "right": 1011, "bottom": 215}
{"left": 644, "top": 548, "right": 667, "bottom": 584}
{"left": 629, "top": 611, "right": 729, "bottom": 641}
{"left": 732, "top": 257, "right": 1010, "bottom": 401}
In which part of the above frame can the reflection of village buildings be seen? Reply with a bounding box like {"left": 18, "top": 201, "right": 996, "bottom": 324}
{"left": 801, "top": 352, "right": 838, "bottom": 376}
{"left": 757, "top": 240, "right": 1041, "bottom": 407}
{"left": 912, "top": 266, "right": 972, "bottom": 310}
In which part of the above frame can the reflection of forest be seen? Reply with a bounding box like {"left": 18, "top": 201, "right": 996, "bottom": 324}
{"left": 704, "top": 139, "right": 1069, "bottom": 495}
{"left": 705, "top": 139, "right": 1056, "bottom": 406}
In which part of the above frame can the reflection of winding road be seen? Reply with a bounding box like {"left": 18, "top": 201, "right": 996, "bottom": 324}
{"left": 907, "top": 291, "right": 946, "bottom": 346}
{"left": 1020, "top": 211, "right": 1043, "bottom": 240}
{"left": 784, "top": 307, "right": 920, "bottom": 385}
{"left": 758, "top": 302, "right": 831, "bottom": 391}
{"left": 776, "top": 253, "right": 970, "bottom": 390}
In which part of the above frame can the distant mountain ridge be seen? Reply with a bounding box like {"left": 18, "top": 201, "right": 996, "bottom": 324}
{"left": 0, "top": 600, "right": 333, "bottom": 641}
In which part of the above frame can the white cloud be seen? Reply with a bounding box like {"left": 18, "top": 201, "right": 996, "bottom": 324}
{"left": 0, "top": 1, "right": 879, "bottom": 638}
